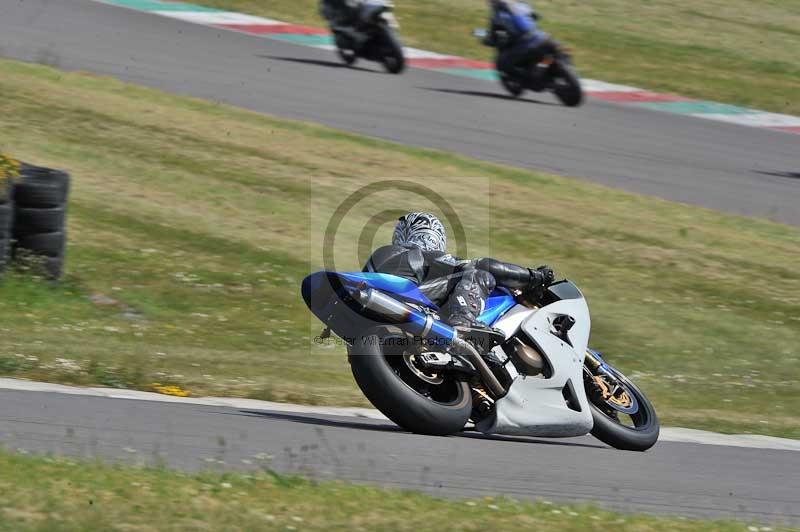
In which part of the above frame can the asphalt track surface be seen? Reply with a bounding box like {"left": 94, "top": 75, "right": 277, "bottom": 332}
{"left": 1, "top": 388, "right": 799, "bottom": 525}
{"left": 1, "top": 0, "right": 799, "bottom": 225}
{"left": 1, "top": 0, "right": 799, "bottom": 525}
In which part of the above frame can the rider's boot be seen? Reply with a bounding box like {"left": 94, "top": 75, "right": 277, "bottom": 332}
{"left": 441, "top": 269, "right": 506, "bottom": 359}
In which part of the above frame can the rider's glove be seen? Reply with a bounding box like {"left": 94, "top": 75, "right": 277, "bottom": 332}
{"left": 526, "top": 268, "right": 546, "bottom": 290}
{"left": 535, "top": 265, "right": 555, "bottom": 286}
{"left": 526, "top": 265, "right": 554, "bottom": 300}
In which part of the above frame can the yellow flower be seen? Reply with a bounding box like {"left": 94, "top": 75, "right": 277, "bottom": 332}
{"left": 151, "top": 383, "right": 191, "bottom": 397}
{"left": 0, "top": 153, "right": 20, "bottom": 180}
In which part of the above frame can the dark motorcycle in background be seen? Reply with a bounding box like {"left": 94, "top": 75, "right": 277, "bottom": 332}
{"left": 474, "top": 28, "right": 583, "bottom": 106}
{"left": 322, "top": 0, "right": 405, "bottom": 74}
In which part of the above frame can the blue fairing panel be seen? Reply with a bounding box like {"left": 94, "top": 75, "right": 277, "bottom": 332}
{"left": 478, "top": 288, "right": 516, "bottom": 326}
{"left": 302, "top": 271, "right": 436, "bottom": 309}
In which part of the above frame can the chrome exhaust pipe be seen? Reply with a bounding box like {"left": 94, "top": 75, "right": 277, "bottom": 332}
{"left": 351, "top": 287, "right": 456, "bottom": 344}
{"left": 351, "top": 287, "right": 506, "bottom": 397}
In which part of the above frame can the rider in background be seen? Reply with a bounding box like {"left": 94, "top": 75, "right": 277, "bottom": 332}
{"left": 320, "top": 0, "right": 363, "bottom": 31}
{"left": 364, "top": 212, "right": 554, "bottom": 334}
{"left": 483, "top": 0, "right": 550, "bottom": 76}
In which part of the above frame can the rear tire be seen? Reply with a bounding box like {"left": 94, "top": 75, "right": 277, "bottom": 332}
{"left": 499, "top": 72, "right": 524, "bottom": 98}
{"left": 349, "top": 325, "right": 471, "bottom": 435}
{"left": 338, "top": 48, "right": 358, "bottom": 66}
{"left": 333, "top": 32, "right": 358, "bottom": 66}
{"left": 552, "top": 62, "right": 583, "bottom": 107}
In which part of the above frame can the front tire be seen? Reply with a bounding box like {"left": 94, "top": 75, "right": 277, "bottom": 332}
{"left": 349, "top": 326, "right": 471, "bottom": 435}
{"left": 378, "top": 27, "right": 405, "bottom": 74}
{"left": 552, "top": 62, "right": 583, "bottom": 107}
{"left": 586, "top": 362, "right": 659, "bottom": 451}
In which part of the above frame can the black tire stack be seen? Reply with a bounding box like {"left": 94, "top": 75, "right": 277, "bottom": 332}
{"left": 0, "top": 172, "right": 13, "bottom": 275}
{"left": 11, "top": 164, "right": 70, "bottom": 279}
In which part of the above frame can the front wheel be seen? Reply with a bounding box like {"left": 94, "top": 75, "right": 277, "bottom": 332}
{"left": 378, "top": 27, "right": 405, "bottom": 74}
{"left": 551, "top": 62, "right": 583, "bottom": 107}
{"left": 584, "top": 358, "right": 659, "bottom": 451}
{"left": 348, "top": 326, "right": 471, "bottom": 435}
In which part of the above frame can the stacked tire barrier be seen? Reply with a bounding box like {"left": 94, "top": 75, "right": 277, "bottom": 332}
{"left": 0, "top": 154, "right": 17, "bottom": 275}
{"left": 11, "top": 164, "right": 70, "bottom": 279}
{"left": 0, "top": 155, "right": 70, "bottom": 281}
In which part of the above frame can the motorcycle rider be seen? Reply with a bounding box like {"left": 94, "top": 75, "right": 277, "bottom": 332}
{"left": 320, "top": 0, "right": 363, "bottom": 32}
{"left": 364, "top": 212, "right": 554, "bottom": 343}
{"left": 482, "top": 0, "right": 550, "bottom": 77}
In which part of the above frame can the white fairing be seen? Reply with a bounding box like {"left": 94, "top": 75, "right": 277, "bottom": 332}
{"left": 476, "top": 298, "right": 594, "bottom": 437}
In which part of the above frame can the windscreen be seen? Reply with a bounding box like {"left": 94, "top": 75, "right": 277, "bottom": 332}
{"left": 544, "top": 280, "right": 583, "bottom": 302}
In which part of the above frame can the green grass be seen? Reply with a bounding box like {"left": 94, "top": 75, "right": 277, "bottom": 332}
{"left": 0, "top": 58, "right": 799, "bottom": 437}
{"left": 0, "top": 450, "right": 792, "bottom": 531}
{"left": 199, "top": 0, "right": 800, "bottom": 115}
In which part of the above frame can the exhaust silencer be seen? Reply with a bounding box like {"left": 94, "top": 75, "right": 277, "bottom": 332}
{"left": 351, "top": 287, "right": 456, "bottom": 345}
{"left": 351, "top": 287, "right": 506, "bottom": 397}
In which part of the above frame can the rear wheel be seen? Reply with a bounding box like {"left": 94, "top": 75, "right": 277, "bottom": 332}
{"left": 349, "top": 325, "right": 471, "bottom": 435}
{"left": 585, "top": 359, "right": 659, "bottom": 451}
{"left": 338, "top": 48, "right": 357, "bottom": 65}
{"left": 334, "top": 33, "right": 358, "bottom": 66}
{"left": 499, "top": 71, "right": 524, "bottom": 98}
{"left": 552, "top": 62, "right": 583, "bottom": 107}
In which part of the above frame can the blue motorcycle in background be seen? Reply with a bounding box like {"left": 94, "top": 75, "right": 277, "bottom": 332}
{"left": 302, "top": 270, "right": 659, "bottom": 451}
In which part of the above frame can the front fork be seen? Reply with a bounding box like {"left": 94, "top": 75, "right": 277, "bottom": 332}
{"left": 584, "top": 349, "right": 603, "bottom": 372}
{"left": 584, "top": 349, "right": 623, "bottom": 402}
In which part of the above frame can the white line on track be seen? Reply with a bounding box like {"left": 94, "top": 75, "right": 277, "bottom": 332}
{"left": 2, "top": 378, "right": 798, "bottom": 452}
{"left": 151, "top": 11, "right": 284, "bottom": 25}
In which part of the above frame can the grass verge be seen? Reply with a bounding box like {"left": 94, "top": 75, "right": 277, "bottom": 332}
{"left": 0, "top": 58, "right": 798, "bottom": 437}
{"left": 199, "top": 0, "right": 800, "bottom": 115}
{"left": 0, "top": 450, "right": 791, "bottom": 531}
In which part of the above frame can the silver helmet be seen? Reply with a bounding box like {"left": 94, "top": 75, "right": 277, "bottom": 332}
{"left": 392, "top": 212, "right": 447, "bottom": 253}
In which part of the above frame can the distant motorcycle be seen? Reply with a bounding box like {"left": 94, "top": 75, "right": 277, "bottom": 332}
{"left": 474, "top": 29, "right": 583, "bottom": 106}
{"left": 322, "top": 0, "right": 405, "bottom": 74}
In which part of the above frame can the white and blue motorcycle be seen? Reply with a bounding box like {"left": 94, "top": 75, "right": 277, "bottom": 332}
{"left": 302, "top": 271, "right": 659, "bottom": 451}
